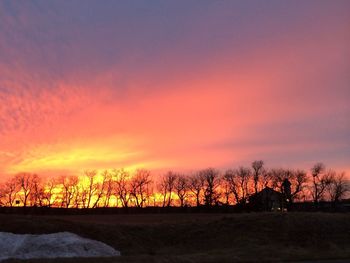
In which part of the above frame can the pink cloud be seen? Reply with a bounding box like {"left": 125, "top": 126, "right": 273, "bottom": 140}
{"left": 0, "top": 1, "right": 349, "bottom": 179}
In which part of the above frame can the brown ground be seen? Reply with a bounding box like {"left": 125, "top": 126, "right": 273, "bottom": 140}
{"left": 0, "top": 212, "right": 349, "bottom": 262}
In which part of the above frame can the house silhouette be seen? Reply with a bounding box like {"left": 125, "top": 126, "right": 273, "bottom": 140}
{"left": 248, "top": 187, "right": 287, "bottom": 211}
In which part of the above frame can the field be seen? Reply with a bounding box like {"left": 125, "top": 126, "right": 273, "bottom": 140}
{"left": 0, "top": 212, "right": 350, "bottom": 262}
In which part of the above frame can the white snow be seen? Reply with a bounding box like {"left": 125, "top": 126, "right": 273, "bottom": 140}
{"left": 0, "top": 232, "right": 120, "bottom": 261}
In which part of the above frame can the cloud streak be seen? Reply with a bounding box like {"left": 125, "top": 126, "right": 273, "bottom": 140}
{"left": 0, "top": 1, "right": 349, "bottom": 177}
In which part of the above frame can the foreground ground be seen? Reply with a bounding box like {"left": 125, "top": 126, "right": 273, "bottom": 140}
{"left": 0, "top": 212, "right": 349, "bottom": 262}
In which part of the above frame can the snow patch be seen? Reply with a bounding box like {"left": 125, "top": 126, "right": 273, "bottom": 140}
{"left": 0, "top": 232, "right": 120, "bottom": 261}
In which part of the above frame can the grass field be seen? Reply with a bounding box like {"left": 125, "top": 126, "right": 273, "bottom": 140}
{"left": 0, "top": 212, "right": 350, "bottom": 262}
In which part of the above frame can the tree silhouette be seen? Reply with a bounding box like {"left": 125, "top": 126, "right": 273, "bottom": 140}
{"left": 311, "top": 163, "right": 332, "bottom": 204}
{"left": 0, "top": 161, "right": 348, "bottom": 210}
{"left": 129, "top": 169, "right": 152, "bottom": 208}
{"left": 236, "top": 167, "right": 251, "bottom": 205}
{"left": 15, "top": 173, "right": 39, "bottom": 207}
{"left": 252, "top": 160, "right": 264, "bottom": 194}
{"left": 223, "top": 169, "right": 240, "bottom": 204}
{"left": 270, "top": 169, "right": 307, "bottom": 203}
{"left": 0, "top": 177, "right": 18, "bottom": 207}
{"left": 326, "top": 171, "right": 349, "bottom": 204}
{"left": 159, "top": 171, "right": 177, "bottom": 207}
{"left": 201, "top": 168, "right": 221, "bottom": 207}
{"left": 42, "top": 177, "right": 58, "bottom": 207}
{"left": 60, "top": 175, "right": 78, "bottom": 208}
{"left": 188, "top": 172, "right": 205, "bottom": 207}
{"left": 113, "top": 168, "right": 131, "bottom": 208}
{"left": 175, "top": 175, "right": 188, "bottom": 207}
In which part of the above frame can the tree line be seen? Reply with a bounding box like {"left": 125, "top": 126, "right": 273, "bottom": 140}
{"left": 0, "top": 161, "right": 348, "bottom": 208}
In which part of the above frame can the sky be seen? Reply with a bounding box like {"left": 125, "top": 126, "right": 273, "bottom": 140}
{"left": 0, "top": 1, "right": 349, "bottom": 179}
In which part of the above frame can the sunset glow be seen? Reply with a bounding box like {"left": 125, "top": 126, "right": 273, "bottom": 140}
{"left": 0, "top": 1, "right": 349, "bottom": 179}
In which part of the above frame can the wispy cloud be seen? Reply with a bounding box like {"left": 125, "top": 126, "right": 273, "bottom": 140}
{"left": 0, "top": 1, "right": 349, "bottom": 177}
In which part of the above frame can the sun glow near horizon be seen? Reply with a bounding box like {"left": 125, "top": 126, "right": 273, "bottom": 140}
{"left": 0, "top": 1, "right": 349, "bottom": 179}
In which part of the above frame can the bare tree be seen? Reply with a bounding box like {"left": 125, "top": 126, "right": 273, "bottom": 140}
{"left": 83, "top": 170, "right": 98, "bottom": 208}
{"left": 0, "top": 177, "right": 19, "bottom": 207}
{"left": 252, "top": 160, "right": 264, "bottom": 194}
{"left": 235, "top": 167, "right": 251, "bottom": 205}
{"left": 1, "top": 162, "right": 347, "bottom": 210}
{"left": 60, "top": 175, "right": 79, "bottom": 208}
{"left": 159, "top": 171, "right": 177, "bottom": 207}
{"left": 201, "top": 168, "right": 221, "bottom": 207}
{"left": 15, "top": 173, "right": 40, "bottom": 207}
{"left": 113, "top": 169, "right": 131, "bottom": 208}
{"left": 29, "top": 176, "right": 44, "bottom": 207}
{"left": 270, "top": 168, "right": 308, "bottom": 202}
{"left": 0, "top": 190, "right": 4, "bottom": 206}
{"left": 92, "top": 170, "right": 111, "bottom": 208}
{"left": 174, "top": 175, "right": 188, "bottom": 207}
{"left": 221, "top": 173, "right": 232, "bottom": 205}
{"left": 159, "top": 176, "right": 168, "bottom": 207}
{"left": 42, "top": 177, "right": 59, "bottom": 207}
{"left": 260, "top": 169, "right": 271, "bottom": 189}
{"left": 290, "top": 170, "right": 308, "bottom": 202}
{"left": 311, "top": 163, "right": 332, "bottom": 203}
{"left": 0, "top": 187, "right": 4, "bottom": 206}
{"left": 102, "top": 170, "right": 114, "bottom": 207}
{"left": 79, "top": 185, "right": 89, "bottom": 208}
{"left": 223, "top": 169, "right": 240, "bottom": 204}
{"left": 326, "top": 171, "right": 349, "bottom": 203}
{"left": 188, "top": 172, "right": 205, "bottom": 207}
{"left": 270, "top": 168, "right": 288, "bottom": 192}
{"left": 129, "top": 169, "right": 152, "bottom": 208}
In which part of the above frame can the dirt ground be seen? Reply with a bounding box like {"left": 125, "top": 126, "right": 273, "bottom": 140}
{"left": 0, "top": 212, "right": 349, "bottom": 262}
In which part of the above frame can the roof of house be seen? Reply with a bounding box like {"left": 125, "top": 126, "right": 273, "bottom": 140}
{"left": 249, "top": 187, "right": 284, "bottom": 200}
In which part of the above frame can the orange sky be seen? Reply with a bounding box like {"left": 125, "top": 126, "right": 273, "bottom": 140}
{"left": 0, "top": 1, "right": 349, "bottom": 179}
